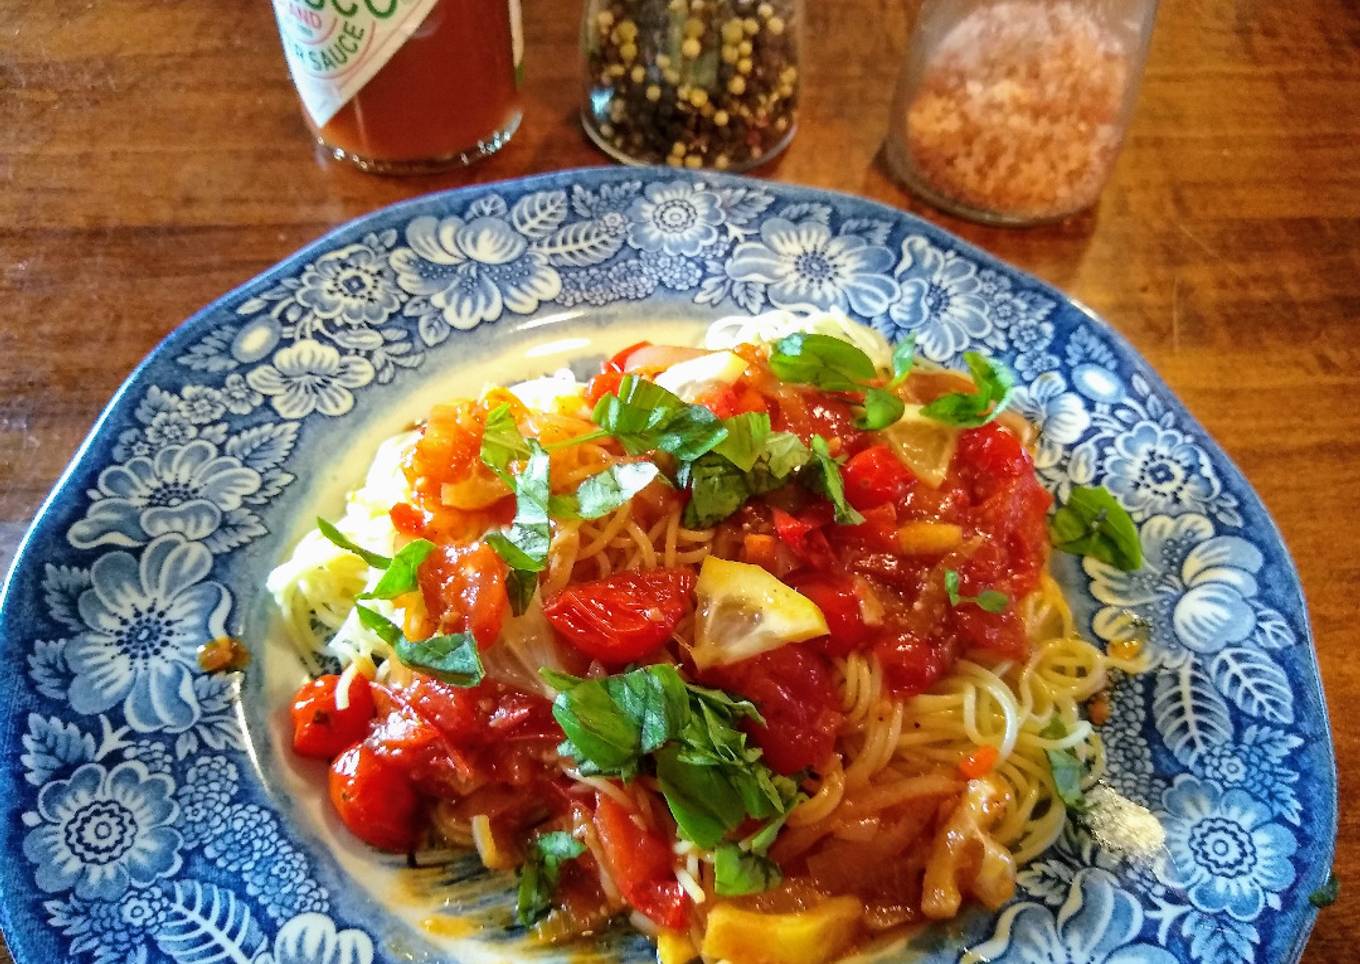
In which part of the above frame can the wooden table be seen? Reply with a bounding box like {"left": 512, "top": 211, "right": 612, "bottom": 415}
{"left": 2, "top": 0, "right": 1357, "bottom": 960}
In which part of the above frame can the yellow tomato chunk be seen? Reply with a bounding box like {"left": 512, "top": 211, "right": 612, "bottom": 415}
{"left": 700, "top": 897, "right": 863, "bottom": 964}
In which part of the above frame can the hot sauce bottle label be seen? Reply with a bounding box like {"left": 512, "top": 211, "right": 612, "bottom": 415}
{"left": 271, "top": 0, "right": 441, "bottom": 129}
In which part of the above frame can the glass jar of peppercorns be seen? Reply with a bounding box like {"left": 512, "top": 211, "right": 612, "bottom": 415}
{"left": 581, "top": 0, "right": 802, "bottom": 171}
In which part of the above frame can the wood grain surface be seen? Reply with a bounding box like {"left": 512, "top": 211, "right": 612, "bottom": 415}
{"left": 2, "top": 0, "right": 1357, "bottom": 961}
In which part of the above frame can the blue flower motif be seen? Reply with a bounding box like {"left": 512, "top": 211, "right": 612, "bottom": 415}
{"left": 22, "top": 761, "right": 181, "bottom": 900}
{"left": 1103, "top": 421, "right": 1221, "bottom": 518}
{"left": 881, "top": 235, "right": 990, "bottom": 361}
{"left": 295, "top": 242, "right": 404, "bottom": 327}
{"left": 390, "top": 214, "right": 561, "bottom": 329}
{"left": 1014, "top": 372, "right": 1091, "bottom": 487}
{"left": 246, "top": 340, "right": 375, "bottom": 419}
{"left": 69, "top": 440, "right": 262, "bottom": 549}
{"left": 205, "top": 803, "right": 283, "bottom": 873}
{"left": 1189, "top": 726, "right": 1302, "bottom": 825}
{"left": 176, "top": 386, "right": 226, "bottom": 426}
{"left": 175, "top": 756, "right": 239, "bottom": 848}
{"left": 1157, "top": 775, "right": 1297, "bottom": 921}
{"left": 626, "top": 180, "right": 724, "bottom": 255}
{"left": 142, "top": 410, "right": 198, "bottom": 450}
{"left": 727, "top": 217, "right": 898, "bottom": 315}
{"left": 964, "top": 869, "right": 1176, "bottom": 963}
{"left": 220, "top": 373, "right": 263, "bottom": 415}
{"left": 1088, "top": 514, "right": 1266, "bottom": 663}
{"left": 64, "top": 534, "right": 231, "bottom": 732}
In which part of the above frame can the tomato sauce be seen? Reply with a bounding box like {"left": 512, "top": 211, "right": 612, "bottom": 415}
{"left": 313, "top": 0, "right": 522, "bottom": 168}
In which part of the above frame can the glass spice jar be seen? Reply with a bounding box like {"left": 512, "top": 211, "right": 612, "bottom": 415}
{"left": 885, "top": 0, "right": 1158, "bottom": 225}
{"left": 581, "top": 0, "right": 802, "bottom": 171}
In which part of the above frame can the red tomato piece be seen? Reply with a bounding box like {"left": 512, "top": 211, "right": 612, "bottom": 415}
{"left": 771, "top": 506, "right": 837, "bottom": 570}
{"left": 389, "top": 501, "right": 432, "bottom": 538}
{"left": 951, "top": 606, "right": 1030, "bottom": 662}
{"left": 543, "top": 568, "right": 696, "bottom": 667}
{"left": 954, "top": 424, "right": 1033, "bottom": 501}
{"left": 593, "top": 793, "right": 691, "bottom": 930}
{"left": 705, "top": 645, "right": 842, "bottom": 774}
{"left": 290, "top": 674, "right": 376, "bottom": 760}
{"left": 329, "top": 742, "right": 421, "bottom": 852}
{"left": 843, "top": 445, "right": 917, "bottom": 510}
{"left": 785, "top": 570, "right": 874, "bottom": 657}
{"left": 697, "top": 383, "right": 768, "bottom": 419}
{"left": 874, "top": 630, "right": 960, "bottom": 697}
{"left": 585, "top": 369, "right": 625, "bottom": 406}
{"left": 418, "top": 542, "right": 509, "bottom": 649}
{"left": 403, "top": 676, "right": 561, "bottom": 746}
{"left": 772, "top": 389, "right": 868, "bottom": 450}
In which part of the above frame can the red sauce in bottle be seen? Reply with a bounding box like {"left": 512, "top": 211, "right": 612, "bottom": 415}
{"left": 280, "top": 0, "right": 522, "bottom": 171}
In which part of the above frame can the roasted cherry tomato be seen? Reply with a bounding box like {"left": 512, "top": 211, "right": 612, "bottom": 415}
{"left": 771, "top": 505, "right": 836, "bottom": 570}
{"left": 543, "top": 568, "right": 696, "bottom": 666}
{"left": 785, "top": 571, "right": 874, "bottom": 657}
{"left": 290, "top": 674, "right": 376, "bottom": 760}
{"left": 843, "top": 444, "right": 917, "bottom": 510}
{"left": 585, "top": 341, "right": 652, "bottom": 404}
{"left": 953, "top": 424, "right": 1033, "bottom": 501}
{"left": 418, "top": 542, "right": 509, "bottom": 649}
{"left": 705, "top": 644, "right": 842, "bottom": 774}
{"left": 593, "top": 793, "right": 691, "bottom": 930}
{"left": 329, "top": 742, "right": 421, "bottom": 851}
{"left": 697, "top": 383, "right": 768, "bottom": 419}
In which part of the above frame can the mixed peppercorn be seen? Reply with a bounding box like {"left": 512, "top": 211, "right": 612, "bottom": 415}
{"left": 583, "top": 0, "right": 800, "bottom": 169}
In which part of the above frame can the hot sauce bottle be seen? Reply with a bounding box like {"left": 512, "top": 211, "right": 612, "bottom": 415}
{"left": 271, "top": 0, "right": 524, "bottom": 174}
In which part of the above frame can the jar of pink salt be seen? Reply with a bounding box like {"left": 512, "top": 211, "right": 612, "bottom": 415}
{"left": 886, "top": 0, "right": 1158, "bottom": 225}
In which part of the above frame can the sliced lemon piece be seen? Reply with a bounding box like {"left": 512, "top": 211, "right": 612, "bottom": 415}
{"left": 691, "top": 557, "right": 829, "bottom": 669}
{"left": 700, "top": 896, "right": 864, "bottom": 964}
{"left": 881, "top": 403, "right": 959, "bottom": 488}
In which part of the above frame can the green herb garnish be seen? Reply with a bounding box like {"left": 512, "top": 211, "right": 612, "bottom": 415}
{"left": 480, "top": 402, "right": 532, "bottom": 483}
{"left": 1041, "top": 718, "right": 1089, "bottom": 813}
{"left": 485, "top": 440, "right": 551, "bottom": 615}
{"left": 1049, "top": 485, "right": 1142, "bottom": 571}
{"left": 317, "top": 517, "right": 391, "bottom": 569}
{"left": 1310, "top": 872, "right": 1340, "bottom": 909}
{"left": 357, "top": 539, "right": 435, "bottom": 600}
{"left": 919, "top": 352, "right": 1015, "bottom": 428}
{"left": 943, "top": 569, "right": 1010, "bottom": 614}
{"left": 592, "top": 376, "right": 728, "bottom": 462}
{"left": 516, "top": 831, "right": 586, "bottom": 926}
{"left": 768, "top": 332, "right": 908, "bottom": 431}
{"left": 806, "top": 435, "right": 864, "bottom": 525}
{"left": 355, "top": 606, "right": 484, "bottom": 687}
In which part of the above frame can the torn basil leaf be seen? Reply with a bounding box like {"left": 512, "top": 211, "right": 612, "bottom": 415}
{"left": 358, "top": 539, "right": 435, "bottom": 600}
{"left": 356, "top": 606, "right": 484, "bottom": 687}
{"left": 1049, "top": 485, "right": 1142, "bottom": 571}
{"left": 682, "top": 452, "right": 751, "bottom": 529}
{"left": 856, "top": 386, "right": 906, "bottom": 431}
{"left": 515, "top": 831, "right": 586, "bottom": 926}
{"left": 713, "top": 412, "right": 772, "bottom": 472}
{"left": 486, "top": 440, "right": 551, "bottom": 615}
{"left": 943, "top": 568, "right": 1010, "bottom": 614}
{"left": 480, "top": 402, "right": 531, "bottom": 482}
{"left": 803, "top": 435, "right": 865, "bottom": 525}
{"left": 920, "top": 352, "right": 1015, "bottom": 428}
{"left": 714, "top": 843, "right": 783, "bottom": 896}
{"left": 592, "top": 376, "right": 728, "bottom": 462}
{"left": 1040, "top": 718, "right": 1089, "bottom": 813}
{"left": 317, "top": 517, "right": 391, "bottom": 569}
{"left": 768, "top": 332, "right": 878, "bottom": 392}
{"left": 573, "top": 461, "right": 664, "bottom": 520}
{"left": 888, "top": 335, "right": 917, "bottom": 389}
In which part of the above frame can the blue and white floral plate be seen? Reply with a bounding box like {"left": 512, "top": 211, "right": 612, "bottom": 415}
{"left": 0, "top": 169, "right": 1335, "bottom": 964}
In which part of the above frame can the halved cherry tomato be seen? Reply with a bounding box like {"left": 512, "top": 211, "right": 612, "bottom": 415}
{"left": 843, "top": 445, "right": 917, "bottom": 510}
{"left": 705, "top": 645, "right": 842, "bottom": 774}
{"left": 585, "top": 341, "right": 650, "bottom": 405}
{"left": 543, "top": 568, "right": 696, "bottom": 666}
{"left": 593, "top": 793, "right": 691, "bottom": 930}
{"left": 417, "top": 542, "right": 509, "bottom": 649}
{"left": 785, "top": 571, "right": 873, "bottom": 657}
{"left": 290, "top": 674, "right": 376, "bottom": 760}
{"left": 329, "top": 742, "right": 421, "bottom": 851}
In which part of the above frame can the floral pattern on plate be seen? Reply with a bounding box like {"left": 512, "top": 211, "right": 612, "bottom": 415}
{"left": 0, "top": 170, "right": 1334, "bottom": 964}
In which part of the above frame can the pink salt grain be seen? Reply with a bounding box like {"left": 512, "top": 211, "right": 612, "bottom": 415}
{"left": 903, "top": 1, "right": 1131, "bottom": 221}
